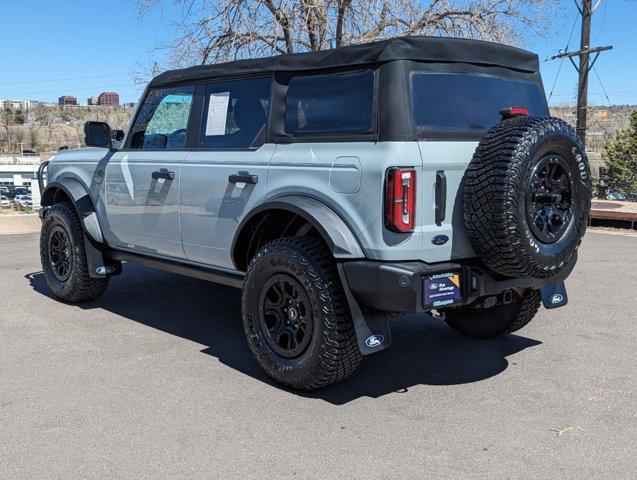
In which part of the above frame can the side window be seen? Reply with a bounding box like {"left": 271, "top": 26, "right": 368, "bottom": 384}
{"left": 200, "top": 77, "right": 272, "bottom": 149}
{"left": 285, "top": 70, "right": 374, "bottom": 135}
{"left": 129, "top": 85, "right": 195, "bottom": 150}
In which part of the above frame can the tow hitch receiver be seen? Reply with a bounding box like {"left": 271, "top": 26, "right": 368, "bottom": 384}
{"left": 540, "top": 282, "right": 568, "bottom": 309}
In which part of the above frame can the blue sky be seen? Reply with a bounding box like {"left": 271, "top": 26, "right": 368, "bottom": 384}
{"left": 1, "top": 0, "right": 635, "bottom": 105}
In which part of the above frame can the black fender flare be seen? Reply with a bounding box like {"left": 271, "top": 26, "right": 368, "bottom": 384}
{"left": 232, "top": 195, "right": 365, "bottom": 266}
{"left": 41, "top": 178, "right": 104, "bottom": 245}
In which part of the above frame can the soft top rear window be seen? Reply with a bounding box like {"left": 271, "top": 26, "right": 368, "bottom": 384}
{"left": 411, "top": 73, "right": 548, "bottom": 134}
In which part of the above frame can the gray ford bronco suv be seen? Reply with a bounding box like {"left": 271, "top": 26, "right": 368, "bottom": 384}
{"left": 38, "top": 36, "right": 591, "bottom": 390}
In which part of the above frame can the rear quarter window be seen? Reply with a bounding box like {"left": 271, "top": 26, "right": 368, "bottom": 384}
{"left": 411, "top": 73, "right": 548, "bottom": 134}
{"left": 285, "top": 70, "right": 375, "bottom": 135}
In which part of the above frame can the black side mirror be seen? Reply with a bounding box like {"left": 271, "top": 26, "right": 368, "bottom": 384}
{"left": 84, "top": 121, "right": 113, "bottom": 148}
{"left": 112, "top": 129, "right": 125, "bottom": 142}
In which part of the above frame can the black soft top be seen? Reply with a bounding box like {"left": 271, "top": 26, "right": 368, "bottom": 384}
{"left": 149, "top": 36, "right": 539, "bottom": 88}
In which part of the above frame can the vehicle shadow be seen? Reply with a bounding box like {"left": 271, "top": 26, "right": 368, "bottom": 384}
{"left": 26, "top": 265, "right": 542, "bottom": 405}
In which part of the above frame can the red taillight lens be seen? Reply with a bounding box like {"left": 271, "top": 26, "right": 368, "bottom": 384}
{"left": 385, "top": 167, "right": 416, "bottom": 233}
{"left": 499, "top": 106, "right": 529, "bottom": 119}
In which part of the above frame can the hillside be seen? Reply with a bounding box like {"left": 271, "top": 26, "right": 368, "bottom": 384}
{"left": 1, "top": 105, "right": 133, "bottom": 155}
{"left": 2, "top": 104, "right": 636, "bottom": 168}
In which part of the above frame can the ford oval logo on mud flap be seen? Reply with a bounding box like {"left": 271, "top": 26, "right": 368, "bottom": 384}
{"left": 550, "top": 294, "right": 564, "bottom": 304}
{"left": 96, "top": 266, "right": 115, "bottom": 275}
{"left": 432, "top": 235, "right": 449, "bottom": 246}
{"left": 365, "top": 335, "right": 384, "bottom": 348}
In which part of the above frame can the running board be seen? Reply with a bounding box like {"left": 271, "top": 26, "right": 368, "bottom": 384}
{"left": 106, "top": 250, "right": 245, "bottom": 289}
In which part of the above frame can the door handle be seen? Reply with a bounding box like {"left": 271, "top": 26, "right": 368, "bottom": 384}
{"left": 229, "top": 173, "right": 258, "bottom": 185}
{"left": 151, "top": 168, "right": 175, "bottom": 180}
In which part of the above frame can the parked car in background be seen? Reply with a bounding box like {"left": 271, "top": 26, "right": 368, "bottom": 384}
{"left": 606, "top": 189, "right": 627, "bottom": 201}
{"left": 13, "top": 195, "right": 33, "bottom": 208}
{"left": 6, "top": 187, "right": 29, "bottom": 200}
{"left": 21, "top": 150, "right": 39, "bottom": 156}
{"left": 0, "top": 195, "right": 10, "bottom": 208}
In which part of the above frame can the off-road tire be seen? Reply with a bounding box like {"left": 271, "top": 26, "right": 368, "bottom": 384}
{"left": 444, "top": 289, "right": 541, "bottom": 338}
{"left": 241, "top": 236, "right": 361, "bottom": 390}
{"left": 464, "top": 116, "right": 592, "bottom": 279}
{"left": 40, "top": 202, "right": 109, "bottom": 302}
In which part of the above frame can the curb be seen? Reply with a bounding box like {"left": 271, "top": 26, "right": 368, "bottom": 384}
{"left": 0, "top": 214, "right": 41, "bottom": 235}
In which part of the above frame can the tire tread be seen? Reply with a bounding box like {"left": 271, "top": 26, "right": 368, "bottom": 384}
{"left": 242, "top": 236, "right": 361, "bottom": 390}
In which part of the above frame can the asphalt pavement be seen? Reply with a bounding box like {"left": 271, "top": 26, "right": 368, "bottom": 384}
{"left": 1, "top": 230, "right": 635, "bottom": 479}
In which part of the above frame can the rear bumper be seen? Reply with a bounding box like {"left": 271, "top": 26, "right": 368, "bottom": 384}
{"left": 341, "top": 256, "right": 575, "bottom": 313}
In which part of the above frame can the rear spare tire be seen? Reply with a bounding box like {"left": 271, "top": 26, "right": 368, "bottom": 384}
{"left": 464, "top": 117, "right": 592, "bottom": 279}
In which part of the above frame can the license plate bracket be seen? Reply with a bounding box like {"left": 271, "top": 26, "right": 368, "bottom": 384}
{"left": 423, "top": 271, "right": 462, "bottom": 308}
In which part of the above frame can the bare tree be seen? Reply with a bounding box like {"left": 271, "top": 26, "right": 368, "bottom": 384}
{"left": 136, "top": 0, "right": 557, "bottom": 69}
{"left": 28, "top": 126, "right": 39, "bottom": 151}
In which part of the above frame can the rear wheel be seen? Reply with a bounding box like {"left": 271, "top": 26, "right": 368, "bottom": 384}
{"left": 444, "top": 289, "right": 541, "bottom": 338}
{"left": 241, "top": 236, "right": 361, "bottom": 390}
{"left": 40, "top": 202, "right": 109, "bottom": 303}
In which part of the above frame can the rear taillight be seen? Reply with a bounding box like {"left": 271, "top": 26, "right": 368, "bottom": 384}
{"left": 499, "top": 106, "right": 529, "bottom": 119}
{"left": 385, "top": 167, "right": 416, "bottom": 233}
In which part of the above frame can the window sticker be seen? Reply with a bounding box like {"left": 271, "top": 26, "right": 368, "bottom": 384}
{"left": 205, "top": 92, "right": 230, "bottom": 136}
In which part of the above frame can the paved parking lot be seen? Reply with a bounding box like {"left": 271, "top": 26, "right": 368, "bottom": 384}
{"left": 1, "top": 230, "right": 635, "bottom": 479}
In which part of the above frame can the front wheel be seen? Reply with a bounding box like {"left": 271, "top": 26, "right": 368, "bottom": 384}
{"left": 444, "top": 289, "right": 541, "bottom": 338}
{"left": 241, "top": 236, "right": 361, "bottom": 390}
{"left": 40, "top": 202, "right": 109, "bottom": 303}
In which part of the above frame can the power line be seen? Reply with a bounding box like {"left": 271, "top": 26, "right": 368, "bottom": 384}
{"left": 0, "top": 63, "right": 131, "bottom": 75}
{"left": 7, "top": 83, "right": 135, "bottom": 96}
{"left": 591, "top": 65, "right": 628, "bottom": 129}
{"left": 0, "top": 73, "right": 130, "bottom": 86}
{"left": 591, "top": 0, "right": 607, "bottom": 43}
{"left": 547, "top": 12, "right": 580, "bottom": 103}
{"left": 592, "top": 66, "right": 612, "bottom": 106}
{"left": 548, "top": 0, "right": 613, "bottom": 148}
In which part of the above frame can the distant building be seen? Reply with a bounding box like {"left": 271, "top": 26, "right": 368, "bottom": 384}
{"left": 0, "top": 156, "right": 43, "bottom": 187}
{"left": 123, "top": 102, "right": 137, "bottom": 108}
{"left": 97, "top": 92, "right": 119, "bottom": 106}
{"left": 1, "top": 99, "right": 36, "bottom": 111}
{"left": 87, "top": 96, "right": 99, "bottom": 106}
{"left": 58, "top": 96, "right": 77, "bottom": 106}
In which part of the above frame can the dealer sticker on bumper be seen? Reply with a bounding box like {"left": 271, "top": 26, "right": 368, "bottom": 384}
{"left": 424, "top": 272, "right": 462, "bottom": 308}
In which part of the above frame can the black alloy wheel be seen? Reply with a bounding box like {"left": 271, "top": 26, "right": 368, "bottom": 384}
{"left": 40, "top": 202, "right": 109, "bottom": 302}
{"left": 259, "top": 274, "right": 314, "bottom": 358}
{"left": 241, "top": 236, "right": 361, "bottom": 390}
{"left": 48, "top": 225, "right": 72, "bottom": 281}
{"left": 526, "top": 154, "right": 574, "bottom": 244}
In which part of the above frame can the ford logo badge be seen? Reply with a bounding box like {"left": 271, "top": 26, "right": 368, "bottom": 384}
{"left": 550, "top": 294, "right": 564, "bottom": 304}
{"left": 365, "top": 335, "right": 384, "bottom": 348}
{"left": 96, "top": 266, "right": 116, "bottom": 275}
{"left": 432, "top": 235, "right": 449, "bottom": 246}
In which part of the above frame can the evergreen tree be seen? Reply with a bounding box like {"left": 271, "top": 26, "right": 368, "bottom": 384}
{"left": 602, "top": 111, "right": 637, "bottom": 200}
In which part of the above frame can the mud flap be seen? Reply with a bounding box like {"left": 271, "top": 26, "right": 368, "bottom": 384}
{"left": 337, "top": 264, "right": 392, "bottom": 355}
{"left": 540, "top": 282, "right": 568, "bottom": 309}
{"left": 85, "top": 236, "right": 121, "bottom": 279}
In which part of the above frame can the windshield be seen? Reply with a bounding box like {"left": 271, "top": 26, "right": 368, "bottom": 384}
{"left": 411, "top": 72, "right": 548, "bottom": 134}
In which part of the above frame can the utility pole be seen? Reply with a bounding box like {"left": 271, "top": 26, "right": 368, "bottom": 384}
{"left": 577, "top": 0, "right": 593, "bottom": 146}
{"left": 549, "top": 0, "right": 612, "bottom": 149}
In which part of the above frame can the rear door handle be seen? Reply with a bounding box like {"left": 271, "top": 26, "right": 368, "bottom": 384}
{"left": 151, "top": 168, "right": 175, "bottom": 180}
{"left": 229, "top": 173, "right": 258, "bottom": 185}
